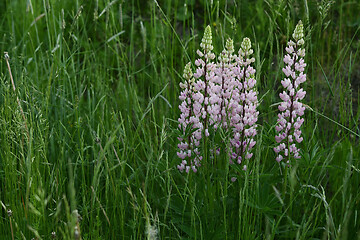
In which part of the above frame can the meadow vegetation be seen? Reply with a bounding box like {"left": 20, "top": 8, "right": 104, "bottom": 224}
{"left": 0, "top": 0, "right": 359, "bottom": 239}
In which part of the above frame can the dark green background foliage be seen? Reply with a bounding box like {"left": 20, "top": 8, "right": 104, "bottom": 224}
{"left": 0, "top": 0, "right": 359, "bottom": 239}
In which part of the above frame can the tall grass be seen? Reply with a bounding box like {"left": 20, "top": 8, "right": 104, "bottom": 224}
{"left": 0, "top": 0, "right": 359, "bottom": 239}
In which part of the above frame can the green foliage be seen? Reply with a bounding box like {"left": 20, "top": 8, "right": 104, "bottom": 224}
{"left": 0, "top": 0, "right": 359, "bottom": 239}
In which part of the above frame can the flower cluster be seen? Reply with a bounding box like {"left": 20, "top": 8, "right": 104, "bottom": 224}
{"left": 177, "top": 63, "right": 202, "bottom": 173}
{"left": 193, "top": 25, "right": 216, "bottom": 137}
{"left": 229, "top": 38, "right": 258, "bottom": 165}
{"left": 177, "top": 21, "right": 308, "bottom": 173}
{"left": 274, "top": 21, "right": 306, "bottom": 163}
{"left": 177, "top": 26, "right": 259, "bottom": 173}
{"left": 177, "top": 26, "right": 216, "bottom": 173}
{"left": 210, "top": 38, "right": 235, "bottom": 129}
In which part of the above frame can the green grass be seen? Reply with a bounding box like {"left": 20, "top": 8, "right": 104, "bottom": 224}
{"left": 0, "top": 0, "right": 359, "bottom": 239}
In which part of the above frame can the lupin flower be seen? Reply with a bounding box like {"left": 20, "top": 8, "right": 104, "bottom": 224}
{"left": 177, "top": 63, "right": 202, "bottom": 173}
{"left": 210, "top": 38, "right": 236, "bottom": 129}
{"left": 177, "top": 25, "right": 216, "bottom": 173}
{"left": 177, "top": 26, "right": 259, "bottom": 173}
{"left": 274, "top": 21, "right": 306, "bottom": 163}
{"left": 193, "top": 25, "right": 216, "bottom": 137}
{"left": 230, "top": 37, "right": 258, "bottom": 165}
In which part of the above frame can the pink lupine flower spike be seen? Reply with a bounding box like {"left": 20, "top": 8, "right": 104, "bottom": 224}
{"left": 274, "top": 21, "right": 306, "bottom": 163}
